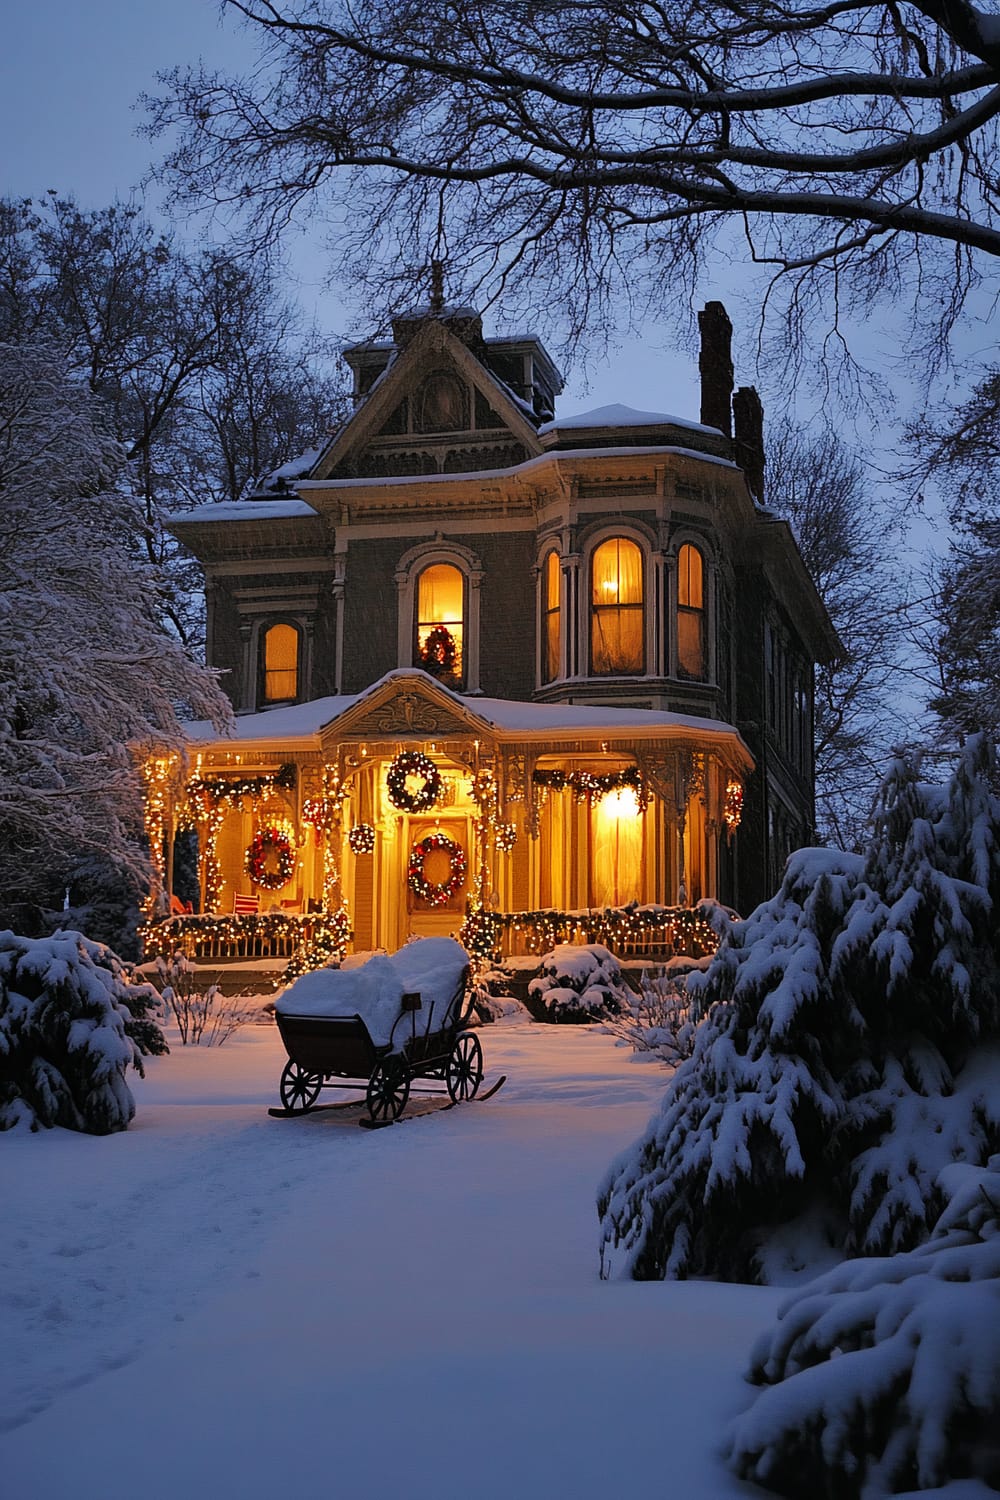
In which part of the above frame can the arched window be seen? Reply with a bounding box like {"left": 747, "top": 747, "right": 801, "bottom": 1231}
{"left": 542, "top": 549, "right": 561, "bottom": 683}
{"left": 677, "top": 544, "right": 707, "bottom": 680}
{"left": 262, "top": 623, "right": 299, "bottom": 703}
{"left": 590, "top": 537, "right": 644, "bottom": 675}
{"left": 415, "top": 563, "right": 465, "bottom": 686}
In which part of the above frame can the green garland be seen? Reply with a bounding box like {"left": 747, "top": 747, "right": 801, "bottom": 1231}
{"left": 188, "top": 763, "right": 296, "bottom": 807}
{"left": 532, "top": 766, "right": 644, "bottom": 803}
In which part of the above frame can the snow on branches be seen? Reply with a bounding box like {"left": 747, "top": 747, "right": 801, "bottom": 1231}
{"left": 598, "top": 736, "right": 1000, "bottom": 1283}
{"left": 0, "top": 929, "right": 166, "bottom": 1134}
{"left": 729, "top": 1152, "right": 1000, "bottom": 1497}
{"left": 0, "top": 341, "right": 230, "bottom": 910}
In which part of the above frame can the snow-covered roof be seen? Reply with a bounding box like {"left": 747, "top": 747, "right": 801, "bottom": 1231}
{"left": 166, "top": 498, "right": 320, "bottom": 525}
{"left": 539, "top": 403, "right": 722, "bottom": 437}
{"left": 297, "top": 443, "right": 737, "bottom": 493}
{"left": 183, "top": 669, "right": 752, "bottom": 761}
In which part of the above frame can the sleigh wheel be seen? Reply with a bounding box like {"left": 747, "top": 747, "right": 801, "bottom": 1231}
{"left": 367, "top": 1056, "right": 410, "bottom": 1122}
{"left": 279, "top": 1059, "right": 322, "bottom": 1112}
{"left": 446, "top": 1032, "right": 483, "bottom": 1103}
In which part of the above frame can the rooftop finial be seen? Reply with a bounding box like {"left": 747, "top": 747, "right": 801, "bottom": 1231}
{"left": 429, "top": 259, "right": 445, "bottom": 314}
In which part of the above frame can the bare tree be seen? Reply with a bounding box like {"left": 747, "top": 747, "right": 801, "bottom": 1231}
{"left": 767, "top": 419, "right": 908, "bottom": 846}
{"left": 902, "top": 370, "right": 1000, "bottom": 745}
{"left": 148, "top": 1, "right": 1000, "bottom": 354}
{"left": 0, "top": 196, "right": 348, "bottom": 647}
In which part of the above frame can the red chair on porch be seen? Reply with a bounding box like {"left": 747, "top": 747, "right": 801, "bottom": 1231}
{"left": 233, "top": 893, "right": 260, "bottom": 915}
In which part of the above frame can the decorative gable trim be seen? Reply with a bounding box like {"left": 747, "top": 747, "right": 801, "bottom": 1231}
{"left": 310, "top": 319, "right": 543, "bottom": 481}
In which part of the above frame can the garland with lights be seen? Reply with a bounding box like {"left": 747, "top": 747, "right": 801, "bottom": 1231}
{"left": 188, "top": 763, "right": 296, "bottom": 809}
{"left": 387, "top": 750, "right": 442, "bottom": 812}
{"left": 246, "top": 826, "right": 296, "bottom": 890}
{"left": 418, "top": 625, "right": 457, "bottom": 676}
{"left": 140, "top": 909, "right": 352, "bottom": 984}
{"left": 532, "top": 766, "right": 646, "bottom": 806}
{"left": 499, "top": 902, "right": 727, "bottom": 958}
{"left": 408, "top": 832, "right": 467, "bottom": 907}
{"left": 348, "top": 822, "right": 376, "bottom": 854}
{"left": 460, "top": 903, "right": 503, "bottom": 961}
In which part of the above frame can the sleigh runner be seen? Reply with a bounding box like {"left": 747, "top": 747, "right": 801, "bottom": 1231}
{"left": 271, "top": 938, "right": 502, "bottom": 1125}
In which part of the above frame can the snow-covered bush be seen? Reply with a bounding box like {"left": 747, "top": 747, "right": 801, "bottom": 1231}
{"left": 601, "top": 960, "right": 709, "bottom": 1062}
{"left": 528, "top": 944, "right": 633, "bottom": 1022}
{"left": 153, "top": 952, "right": 261, "bottom": 1046}
{"left": 728, "top": 1151, "right": 1000, "bottom": 1497}
{"left": 0, "top": 929, "right": 167, "bottom": 1134}
{"left": 598, "top": 737, "right": 1000, "bottom": 1282}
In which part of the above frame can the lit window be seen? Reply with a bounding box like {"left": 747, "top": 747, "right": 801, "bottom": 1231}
{"left": 677, "top": 544, "right": 706, "bottom": 680}
{"left": 542, "top": 550, "right": 561, "bottom": 683}
{"left": 262, "top": 623, "right": 299, "bottom": 702}
{"left": 416, "top": 563, "right": 464, "bottom": 685}
{"left": 590, "top": 538, "right": 644, "bottom": 675}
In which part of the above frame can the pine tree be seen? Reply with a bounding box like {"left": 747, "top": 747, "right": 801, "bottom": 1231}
{"left": 598, "top": 738, "right": 1000, "bottom": 1282}
{"left": 0, "top": 930, "right": 167, "bottom": 1134}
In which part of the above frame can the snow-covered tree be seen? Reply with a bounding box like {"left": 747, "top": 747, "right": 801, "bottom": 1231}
{"left": 597, "top": 737, "right": 1000, "bottom": 1282}
{"left": 0, "top": 929, "right": 167, "bottom": 1134}
{"left": 728, "top": 1151, "right": 1000, "bottom": 1497}
{"left": 0, "top": 340, "right": 231, "bottom": 916}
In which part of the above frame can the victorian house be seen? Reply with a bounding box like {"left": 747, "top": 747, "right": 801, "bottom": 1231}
{"left": 144, "top": 297, "right": 838, "bottom": 965}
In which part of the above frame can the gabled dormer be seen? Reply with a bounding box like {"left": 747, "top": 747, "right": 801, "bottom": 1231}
{"left": 317, "top": 305, "right": 562, "bottom": 481}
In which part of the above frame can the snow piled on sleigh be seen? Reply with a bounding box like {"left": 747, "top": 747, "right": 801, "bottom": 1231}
{"left": 274, "top": 937, "right": 469, "bottom": 1048}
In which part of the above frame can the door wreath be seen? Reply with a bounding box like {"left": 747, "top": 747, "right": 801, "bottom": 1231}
{"left": 408, "top": 832, "right": 467, "bottom": 907}
{"left": 246, "top": 825, "right": 295, "bottom": 890}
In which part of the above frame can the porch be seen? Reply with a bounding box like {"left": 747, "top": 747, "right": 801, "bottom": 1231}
{"left": 141, "top": 670, "right": 751, "bottom": 977}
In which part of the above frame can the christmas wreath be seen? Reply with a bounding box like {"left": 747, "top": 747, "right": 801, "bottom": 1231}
{"left": 408, "top": 833, "right": 467, "bottom": 907}
{"left": 418, "top": 624, "right": 458, "bottom": 676}
{"left": 348, "top": 822, "right": 376, "bottom": 854}
{"left": 245, "top": 825, "right": 295, "bottom": 890}
{"left": 386, "top": 750, "right": 442, "bottom": 813}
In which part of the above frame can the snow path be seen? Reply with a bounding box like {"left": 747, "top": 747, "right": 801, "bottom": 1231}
{"left": 2, "top": 1022, "right": 988, "bottom": 1498}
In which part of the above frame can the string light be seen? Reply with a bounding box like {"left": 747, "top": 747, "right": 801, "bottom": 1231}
{"left": 140, "top": 908, "right": 352, "bottom": 986}
{"left": 533, "top": 766, "right": 647, "bottom": 808}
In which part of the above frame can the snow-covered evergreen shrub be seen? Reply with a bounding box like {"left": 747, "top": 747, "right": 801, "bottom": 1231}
{"left": 728, "top": 1149, "right": 1000, "bottom": 1497}
{"left": 528, "top": 944, "right": 633, "bottom": 1022}
{"left": 0, "top": 930, "right": 167, "bottom": 1133}
{"left": 598, "top": 737, "right": 1000, "bottom": 1282}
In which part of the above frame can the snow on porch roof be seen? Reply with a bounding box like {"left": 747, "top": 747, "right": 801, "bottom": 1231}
{"left": 183, "top": 670, "right": 753, "bottom": 765}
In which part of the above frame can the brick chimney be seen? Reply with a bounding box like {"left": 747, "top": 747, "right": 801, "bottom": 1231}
{"left": 698, "top": 301, "right": 734, "bottom": 437}
{"left": 733, "top": 385, "right": 765, "bottom": 503}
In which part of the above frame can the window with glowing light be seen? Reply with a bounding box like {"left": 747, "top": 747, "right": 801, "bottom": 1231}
{"left": 542, "top": 549, "right": 561, "bottom": 682}
{"left": 677, "top": 544, "right": 707, "bottom": 680}
{"left": 416, "top": 563, "right": 464, "bottom": 686}
{"left": 262, "top": 623, "right": 299, "bottom": 703}
{"left": 590, "top": 538, "right": 644, "bottom": 675}
{"left": 590, "top": 786, "right": 643, "bottom": 905}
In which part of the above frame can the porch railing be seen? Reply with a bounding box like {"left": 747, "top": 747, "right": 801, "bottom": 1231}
{"left": 142, "top": 901, "right": 729, "bottom": 967}
{"left": 142, "top": 912, "right": 324, "bottom": 963}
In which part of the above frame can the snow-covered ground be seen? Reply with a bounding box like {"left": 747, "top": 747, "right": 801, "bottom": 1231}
{"left": 0, "top": 1018, "right": 990, "bottom": 1499}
